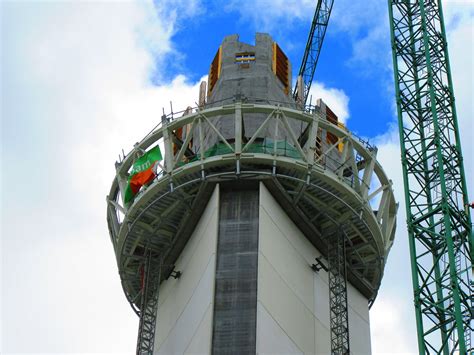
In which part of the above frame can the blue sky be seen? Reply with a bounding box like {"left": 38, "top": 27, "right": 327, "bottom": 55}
{"left": 155, "top": 0, "right": 395, "bottom": 139}
{"left": 1, "top": 0, "right": 472, "bottom": 353}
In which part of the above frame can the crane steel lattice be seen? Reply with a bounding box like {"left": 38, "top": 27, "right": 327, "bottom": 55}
{"left": 388, "top": 0, "right": 473, "bottom": 353}
{"left": 293, "top": 0, "right": 334, "bottom": 106}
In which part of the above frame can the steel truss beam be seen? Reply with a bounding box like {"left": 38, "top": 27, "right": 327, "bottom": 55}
{"left": 388, "top": 0, "right": 473, "bottom": 353}
{"left": 108, "top": 101, "right": 397, "bottom": 298}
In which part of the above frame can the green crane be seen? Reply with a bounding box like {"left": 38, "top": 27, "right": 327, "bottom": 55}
{"left": 298, "top": 0, "right": 472, "bottom": 352}
{"left": 387, "top": 0, "right": 473, "bottom": 353}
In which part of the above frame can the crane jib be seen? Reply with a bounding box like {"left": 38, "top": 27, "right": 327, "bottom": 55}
{"left": 293, "top": 0, "right": 335, "bottom": 106}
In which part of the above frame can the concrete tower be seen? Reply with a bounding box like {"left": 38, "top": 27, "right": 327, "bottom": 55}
{"left": 106, "top": 34, "right": 397, "bottom": 354}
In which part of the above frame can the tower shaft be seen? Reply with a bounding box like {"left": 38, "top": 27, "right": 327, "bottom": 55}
{"left": 388, "top": 0, "right": 473, "bottom": 353}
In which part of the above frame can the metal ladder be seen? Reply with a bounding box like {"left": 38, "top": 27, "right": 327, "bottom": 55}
{"left": 136, "top": 250, "right": 162, "bottom": 354}
{"left": 327, "top": 229, "right": 350, "bottom": 355}
{"left": 454, "top": 250, "right": 473, "bottom": 353}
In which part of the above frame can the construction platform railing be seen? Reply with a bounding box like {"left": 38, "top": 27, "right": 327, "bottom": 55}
{"left": 106, "top": 99, "right": 397, "bottom": 317}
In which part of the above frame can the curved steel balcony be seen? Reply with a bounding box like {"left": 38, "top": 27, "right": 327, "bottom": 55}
{"left": 106, "top": 100, "right": 397, "bottom": 312}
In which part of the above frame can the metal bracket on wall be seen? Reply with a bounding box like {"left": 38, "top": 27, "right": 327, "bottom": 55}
{"left": 311, "top": 256, "right": 328, "bottom": 273}
{"left": 166, "top": 266, "right": 182, "bottom": 280}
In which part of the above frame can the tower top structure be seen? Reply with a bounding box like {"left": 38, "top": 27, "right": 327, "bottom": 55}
{"left": 106, "top": 33, "right": 397, "bottom": 353}
{"left": 207, "top": 33, "right": 292, "bottom": 106}
{"left": 107, "top": 33, "right": 396, "bottom": 305}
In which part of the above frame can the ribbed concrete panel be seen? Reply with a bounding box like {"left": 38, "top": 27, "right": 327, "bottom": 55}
{"left": 256, "top": 302, "right": 303, "bottom": 355}
{"left": 212, "top": 188, "right": 259, "bottom": 354}
{"left": 154, "top": 186, "right": 219, "bottom": 354}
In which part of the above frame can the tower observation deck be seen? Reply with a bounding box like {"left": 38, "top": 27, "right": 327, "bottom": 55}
{"left": 107, "top": 33, "right": 397, "bottom": 354}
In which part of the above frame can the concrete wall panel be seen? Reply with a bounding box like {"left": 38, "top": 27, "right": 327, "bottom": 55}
{"left": 258, "top": 182, "right": 372, "bottom": 355}
{"left": 347, "top": 285, "right": 370, "bottom": 323}
{"left": 184, "top": 304, "right": 213, "bottom": 355}
{"left": 348, "top": 307, "right": 371, "bottom": 355}
{"left": 259, "top": 209, "right": 315, "bottom": 313}
{"left": 259, "top": 184, "right": 319, "bottom": 265}
{"left": 158, "top": 186, "right": 219, "bottom": 308}
{"left": 314, "top": 319, "right": 331, "bottom": 355}
{"left": 154, "top": 186, "right": 219, "bottom": 354}
{"left": 314, "top": 275, "right": 330, "bottom": 329}
{"left": 157, "top": 258, "right": 215, "bottom": 354}
{"left": 256, "top": 302, "right": 303, "bottom": 355}
{"left": 258, "top": 255, "right": 315, "bottom": 354}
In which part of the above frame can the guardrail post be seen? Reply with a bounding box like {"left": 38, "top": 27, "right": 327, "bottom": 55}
{"left": 361, "top": 148, "right": 377, "bottom": 200}
{"left": 161, "top": 114, "right": 174, "bottom": 173}
{"left": 307, "top": 112, "right": 319, "bottom": 165}
{"left": 115, "top": 161, "right": 128, "bottom": 205}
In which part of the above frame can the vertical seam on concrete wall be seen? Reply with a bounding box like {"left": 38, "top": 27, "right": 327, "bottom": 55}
{"left": 158, "top": 206, "right": 218, "bottom": 308}
{"left": 182, "top": 302, "right": 214, "bottom": 354}
{"left": 155, "top": 254, "right": 216, "bottom": 352}
{"left": 257, "top": 301, "right": 305, "bottom": 355}
{"left": 260, "top": 203, "right": 322, "bottom": 266}
{"left": 259, "top": 252, "right": 316, "bottom": 320}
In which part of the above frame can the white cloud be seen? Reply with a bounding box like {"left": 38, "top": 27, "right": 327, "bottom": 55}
{"left": 1, "top": 1, "right": 204, "bottom": 353}
{"left": 371, "top": 296, "right": 418, "bottom": 354}
{"left": 309, "top": 82, "right": 350, "bottom": 124}
{"left": 331, "top": 0, "right": 385, "bottom": 35}
{"left": 333, "top": 0, "right": 393, "bottom": 81}
{"left": 446, "top": 7, "right": 474, "bottom": 201}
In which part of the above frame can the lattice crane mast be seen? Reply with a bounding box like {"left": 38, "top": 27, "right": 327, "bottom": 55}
{"left": 293, "top": 0, "right": 335, "bottom": 106}
{"left": 298, "top": 1, "right": 473, "bottom": 354}
{"left": 388, "top": 0, "right": 473, "bottom": 354}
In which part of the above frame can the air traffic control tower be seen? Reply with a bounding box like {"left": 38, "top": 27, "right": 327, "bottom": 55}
{"left": 107, "top": 34, "right": 397, "bottom": 354}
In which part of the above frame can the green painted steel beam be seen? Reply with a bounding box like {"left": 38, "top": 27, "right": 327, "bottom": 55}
{"left": 388, "top": 0, "right": 473, "bottom": 353}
